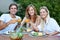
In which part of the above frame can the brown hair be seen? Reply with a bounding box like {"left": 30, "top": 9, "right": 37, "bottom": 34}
{"left": 9, "top": 3, "right": 18, "bottom": 10}
{"left": 25, "top": 4, "right": 37, "bottom": 23}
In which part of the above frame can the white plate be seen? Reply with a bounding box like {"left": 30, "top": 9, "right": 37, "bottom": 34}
{"left": 29, "top": 31, "right": 46, "bottom": 37}
{"left": 3, "top": 30, "right": 15, "bottom": 35}
{"left": 3, "top": 31, "right": 10, "bottom": 35}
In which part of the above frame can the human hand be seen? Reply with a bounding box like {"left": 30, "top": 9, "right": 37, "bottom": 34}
{"left": 17, "top": 18, "right": 21, "bottom": 23}
{"left": 25, "top": 19, "right": 30, "bottom": 23}
{"left": 45, "top": 32, "right": 53, "bottom": 36}
{"left": 8, "top": 19, "right": 17, "bottom": 24}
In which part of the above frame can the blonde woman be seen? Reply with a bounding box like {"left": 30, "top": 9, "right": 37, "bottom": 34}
{"left": 38, "top": 6, "right": 60, "bottom": 36}
{"left": 21, "top": 4, "right": 41, "bottom": 32}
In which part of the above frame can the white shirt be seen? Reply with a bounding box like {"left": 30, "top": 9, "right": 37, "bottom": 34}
{"left": 0, "top": 14, "right": 21, "bottom": 34}
{"left": 38, "top": 18, "right": 60, "bottom": 35}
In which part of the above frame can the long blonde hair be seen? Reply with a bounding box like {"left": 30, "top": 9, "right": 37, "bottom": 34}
{"left": 39, "top": 6, "right": 50, "bottom": 30}
{"left": 40, "top": 6, "right": 50, "bottom": 24}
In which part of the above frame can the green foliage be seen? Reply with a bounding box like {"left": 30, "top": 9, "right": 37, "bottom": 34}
{"left": 14, "top": 0, "right": 60, "bottom": 25}
{"left": 0, "top": 11, "right": 3, "bottom": 16}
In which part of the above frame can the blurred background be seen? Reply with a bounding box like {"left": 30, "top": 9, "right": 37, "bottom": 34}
{"left": 0, "top": 0, "right": 60, "bottom": 25}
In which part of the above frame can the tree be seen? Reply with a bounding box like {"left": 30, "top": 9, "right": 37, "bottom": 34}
{"left": 14, "top": 0, "right": 60, "bottom": 25}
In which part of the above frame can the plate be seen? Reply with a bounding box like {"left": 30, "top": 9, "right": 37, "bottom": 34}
{"left": 2, "top": 31, "right": 15, "bottom": 35}
{"left": 29, "top": 31, "right": 46, "bottom": 37}
{"left": 2, "top": 31, "right": 10, "bottom": 35}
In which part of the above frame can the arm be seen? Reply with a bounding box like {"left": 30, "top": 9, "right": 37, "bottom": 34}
{"left": 50, "top": 19, "right": 60, "bottom": 36}
{"left": 46, "top": 31, "right": 59, "bottom": 36}
{"left": 49, "top": 31, "right": 59, "bottom": 36}
{"left": 46, "top": 18, "right": 60, "bottom": 36}
{"left": 30, "top": 22, "right": 39, "bottom": 32}
{"left": 20, "top": 17, "right": 26, "bottom": 27}
{"left": 0, "top": 19, "right": 17, "bottom": 30}
{"left": 0, "top": 20, "right": 10, "bottom": 30}
{"left": 30, "top": 16, "right": 41, "bottom": 32}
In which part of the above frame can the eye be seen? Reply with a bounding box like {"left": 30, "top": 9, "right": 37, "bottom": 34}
{"left": 14, "top": 8, "right": 17, "bottom": 9}
{"left": 10, "top": 8, "right": 17, "bottom": 9}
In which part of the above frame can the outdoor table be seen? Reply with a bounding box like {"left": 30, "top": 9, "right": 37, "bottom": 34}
{"left": 0, "top": 34, "right": 60, "bottom": 40}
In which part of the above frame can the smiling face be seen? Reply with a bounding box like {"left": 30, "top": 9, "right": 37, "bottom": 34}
{"left": 9, "top": 5, "right": 18, "bottom": 15}
{"left": 26, "top": 4, "right": 37, "bottom": 23}
{"left": 40, "top": 8, "right": 48, "bottom": 19}
{"left": 28, "top": 7, "right": 35, "bottom": 16}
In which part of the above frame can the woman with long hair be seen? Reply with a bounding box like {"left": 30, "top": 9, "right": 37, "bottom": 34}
{"left": 38, "top": 6, "right": 60, "bottom": 36}
{"left": 21, "top": 4, "right": 41, "bottom": 32}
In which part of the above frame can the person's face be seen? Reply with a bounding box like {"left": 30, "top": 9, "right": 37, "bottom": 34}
{"left": 28, "top": 7, "right": 35, "bottom": 16}
{"left": 9, "top": 5, "right": 18, "bottom": 15}
{"left": 40, "top": 9, "right": 48, "bottom": 19}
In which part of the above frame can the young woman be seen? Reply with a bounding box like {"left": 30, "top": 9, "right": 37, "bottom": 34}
{"left": 21, "top": 4, "right": 41, "bottom": 32}
{"left": 38, "top": 6, "right": 60, "bottom": 36}
{"left": 0, "top": 3, "right": 21, "bottom": 34}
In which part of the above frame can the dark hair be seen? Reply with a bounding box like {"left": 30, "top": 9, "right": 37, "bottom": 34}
{"left": 9, "top": 3, "right": 18, "bottom": 10}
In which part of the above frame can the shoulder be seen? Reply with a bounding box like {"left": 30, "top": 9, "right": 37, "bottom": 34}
{"left": 50, "top": 18, "right": 57, "bottom": 22}
{"left": 0, "top": 14, "right": 9, "bottom": 21}
{"left": 49, "top": 18, "right": 60, "bottom": 29}
{"left": 37, "top": 15, "right": 41, "bottom": 19}
{"left": 16, "top": 16, "right": 21, "bottom": 19}
{"left": 37, "top": 15, "right": 40, "bottom": 18}
{"left": 0, "top": 14, "right": 9, "bottom": 17}
{"left": 37, "top": 15, "right": 41, "bottom": 20}
{"left": 49, "top": 18, "right": 59, "bottom": 25}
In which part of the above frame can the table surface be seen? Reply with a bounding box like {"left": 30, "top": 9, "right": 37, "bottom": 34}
{"left": 0, "top": 34, "right": 60, "bottom": 40}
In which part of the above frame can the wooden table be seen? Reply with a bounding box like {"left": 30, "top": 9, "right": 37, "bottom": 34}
{"left": 0, "top": 34, "right": 60, "bottom": 40}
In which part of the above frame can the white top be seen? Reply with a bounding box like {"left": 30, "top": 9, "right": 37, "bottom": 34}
{"left": 38, "top": 18, "right": 60, "bottom": 35}
{"left": 0, "top": 14, "right": 21, "bottom": 34}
